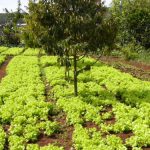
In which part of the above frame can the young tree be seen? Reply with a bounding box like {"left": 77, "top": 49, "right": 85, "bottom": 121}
{"left": 54, "top": 0, "right": 117, "bottom": 96}
{"left": 24, "top": 0, "right": 117, "bottom": 96}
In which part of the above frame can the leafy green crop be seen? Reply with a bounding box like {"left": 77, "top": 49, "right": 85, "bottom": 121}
{"left": 42, "top": 56, "right": 150, "bottom": 149}
{"left": 2, "top": 47, "right": 24, "bottom": 55}
{"left": 0, "top": 56, "right": 60, "bottom": 148}
{"left": 0, "top": 46, "right": 9, "bottom": 53}
{"left": 40, "top": 56, "right": 58, "bottom": 67}
{"left": 0, "top": 55, "right": 149, "bottom": 149}
{"left": 26, "top": 144, "right": 64, "bottom": 150}
{"left": 73, "top": 124, "right": 127, "bottom": 150}
{"left": 0, "top": 56, "right": 6, "bottom": 66}
{"left": 23, "top": 48, "right": 46, "bottom": 56}
{"left": 0, "top": 126, "right": 6, "bottom": 150}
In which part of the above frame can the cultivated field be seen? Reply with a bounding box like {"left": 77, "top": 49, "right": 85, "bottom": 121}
{"left": 0, "top": 47, "right": 150, "bottom": 150}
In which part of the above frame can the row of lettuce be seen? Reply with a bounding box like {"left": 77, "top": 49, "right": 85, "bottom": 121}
{"left": 40, "top": 56, "right": 150, "bottom": 150}
{"left": 0, "top": 46, "right": 46, "bottom": 56}
{"left": 0, "top": 56, "right": 63, "bottom": 150}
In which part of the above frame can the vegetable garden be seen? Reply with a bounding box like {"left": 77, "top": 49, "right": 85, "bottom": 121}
{"left": 0, "top": 47, "right": 150, "bottom": 150}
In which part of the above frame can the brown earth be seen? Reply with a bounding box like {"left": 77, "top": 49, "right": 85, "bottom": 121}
{"left": 3, "top": 125, "right": 10, "bottom": 135}
{"left": 3, "top": 125, "right": 10, "bottom": 150}
{"left": 101, "top": 106, "right": 113, "bottom": 113}
{"left": 99, "top": 56, "right": 150, "bottom": 81}
{"left": 83, "top": 121, "right": 100, "bottom": 131}
{"left": 100, "top": 56, "right": 150, "bottom": 71}
{"left": 116, "top": 132, "right": 134, "bottom": 144}
{"left": 37, "top": 113, "right": 74, "bottom": 150}
{"left": 143, "top": 147, "right": 150, "bottom": 150}
{"left": 38, "top": 69, "right": 74, "bottom": 150}
{"left": 101, "top": 106, "right": 116, "bottom": 125}
{"left": 0, "top": 57, "right": 11, "bottom": 81}
{"left": 105, "top": 117, "right": 116, "bottom": 125}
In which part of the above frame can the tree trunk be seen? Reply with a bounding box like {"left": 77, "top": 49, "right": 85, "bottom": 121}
{"left": 73, "top": 48, "right": 78, "bottom": 96}
{"left": 65, "top": 50, "right": 70, "bottom": 81}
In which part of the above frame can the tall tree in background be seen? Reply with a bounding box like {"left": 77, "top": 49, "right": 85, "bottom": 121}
{"left": 23, "top": 0, "right": 117, "bottom": 96}
{"left": 22, "top": 0, "right": 62, "bottom": 50}
{"left": 111, "top": 0, "right": 150, "bottom": 49}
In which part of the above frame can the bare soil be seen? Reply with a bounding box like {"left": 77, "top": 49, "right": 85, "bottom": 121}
{"left": 99, "top": 56, "right": 150, "bottom": 81}
{"left": 102, "top": 105, "right": 113, "bottom": 113}
{"left": 102, "top": 106, "right": 116, "bottom": 125}
{"left": 38, "top": 67, "right": 74, "bottom": 150}
{"left": 3, "top": 125, "right": 10, "bottom": 135}
{"left": 37, "top": 113, "right": 74, "bottom": 150}
{"left": 3, "top": 124, "right": 10, "bottom": 150}
{"left": 116, "top": 132, "right": 134, "bottom": 144}
{"left": 143, "top": 147, "right": 150, "bottom": 150}
{"left": 100, "top": 56, "right": 150, "bottom": 71}
{"left": 83, "top": 121, "right": 100, "bottom": 131}
{"left": 105, "top": 117, "right": 116, "bottom": 125}
{"left": 0, "top": 57, "right": 11, "bottom": 81}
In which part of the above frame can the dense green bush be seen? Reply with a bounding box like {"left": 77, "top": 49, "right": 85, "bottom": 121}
{"left": 111, "top": 0, "right": 150, "bottom": 49}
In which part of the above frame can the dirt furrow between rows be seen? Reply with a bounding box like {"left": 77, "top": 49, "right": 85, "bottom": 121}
{"left": 38, "top": 58, "right": 74, "bottom": 150}
{"left": 0, "top": 57, "right": 12, "bottom": 81}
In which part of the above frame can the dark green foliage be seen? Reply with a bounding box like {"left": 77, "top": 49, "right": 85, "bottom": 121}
{"left": 22, "top": 0, "right": 62, "bottom": 52}
{"left": 127, "top": 9, "right": 150, "bottom": 49}
{"left": 111, "top": 0, "right": 150, "bottom": 49}
{"left": 23, "top": 0, "right": 117, "bottom": 96}
{"left": 0, "top": 14, "right": 9, "bottom": 24}
{"left": 23, "top": 0, "right": 117, "bottom": 53}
